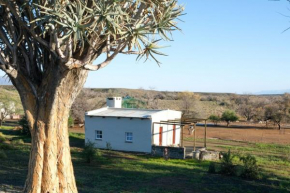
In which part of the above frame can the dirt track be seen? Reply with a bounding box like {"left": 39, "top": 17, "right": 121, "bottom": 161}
{"left": 189, "top": 125, "right": 290, "bottom": 145}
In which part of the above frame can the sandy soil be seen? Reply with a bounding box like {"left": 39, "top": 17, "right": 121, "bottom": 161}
{"left": 187, "top": 124, "right": 290, "bottom": 145}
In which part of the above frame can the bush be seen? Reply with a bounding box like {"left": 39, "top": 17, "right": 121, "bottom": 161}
{"left": 0, "top": 149, "right": 7, "bottom": 159}
{"left": 221, "top": 110, "right": 239, "bottom": 127}
{"left": 0, "top": 133, "right": 6, "bottom": 143}
{"left": 240, "top": 155, "right": 260, "bottom": 180}
{"left": 208, "top": 115, "right": 221, "bottom": 126}
{"left": 220, "top": 149, "right": 236, "bottom": 176}
{"left": 219, "top": 101, "right": 228, "bottom": 106}
{"left": 18, "top": 116, "right": 30, "bottom": 137}
{"left": 82, "top": 141, "right": 100, "bottom": 163}
{"left": 200, "top": 95, "right": 218, "bottom": 102}
{"left": 68, "top": 116, "right": 74, "bottom": 128}
{"left": 208, "top": 162, "right": 216, "bottom": 174}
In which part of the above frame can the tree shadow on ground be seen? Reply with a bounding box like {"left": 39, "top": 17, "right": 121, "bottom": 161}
{"left": 69, "top": 134, "right": 85, "bottom": 148}
{"left": 2, "top": 120, "right": 19, "bottom": 127}
{"left": 0, "top": 144, "right": 29, "bottom": 191}
{"left": 0, "top": 128, "right": 19, "bottom": 136}
{"left": 0, "top": 129, "right": 31, "bottom": 143}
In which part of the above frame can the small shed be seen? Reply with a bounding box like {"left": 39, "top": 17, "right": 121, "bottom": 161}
{"left": 85, "top": 97, "right": 182, "bottom": 153}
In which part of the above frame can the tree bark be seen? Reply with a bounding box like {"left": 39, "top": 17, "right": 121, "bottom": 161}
{"left": 11, "top": 65, "right": 88, "bottom": 193}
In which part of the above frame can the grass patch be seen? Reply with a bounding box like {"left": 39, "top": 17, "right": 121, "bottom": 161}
{"left": 0, "top": 127, "right": 290, "bottom": 192}
{"left": 0, "top": 126, "right": 15, "bottom": 130}
{"left": 11, "top": 139, "right": 24, "bottom": 145}
{"left": 0, "top": 133, "right": 6, "bottom": 142}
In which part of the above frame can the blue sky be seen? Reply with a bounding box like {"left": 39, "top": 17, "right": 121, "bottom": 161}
{"left": 1, "top": 0, "right": 290, "bottom": 93}
{"left": 85, "top": 0, "right": 290, "bottom": 93}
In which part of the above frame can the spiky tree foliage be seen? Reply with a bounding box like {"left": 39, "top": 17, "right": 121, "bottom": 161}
{"left": 0, "top": 0, "right": 184, "bottom": 192}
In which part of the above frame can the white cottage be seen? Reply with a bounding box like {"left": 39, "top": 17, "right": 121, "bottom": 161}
{"left": 85, "top": 97, "right": 182, "bottom": 153}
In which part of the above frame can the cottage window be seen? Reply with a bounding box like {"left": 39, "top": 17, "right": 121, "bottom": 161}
{"left": 125, "top": 132, "right": 133, "bottom": 142}
{"left": 95, "top": 130, "right": 102, "bottom": 140}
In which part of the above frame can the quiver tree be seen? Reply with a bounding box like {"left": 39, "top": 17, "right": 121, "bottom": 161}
{"left": 0, "top": 0, "right": 184, "bottom": 192}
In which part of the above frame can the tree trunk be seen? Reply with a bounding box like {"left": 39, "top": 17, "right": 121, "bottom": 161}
{"left": 24, "top": 105, "right": 76, "bottom": 193}
{"left": 0, "top": 119, "right": 2, "bottom": 127}
{"left": 227, "top": 121, "right": 229, "bottom": 127}
{"left": 11, "top": 66, "right": 88, "bottom": 193}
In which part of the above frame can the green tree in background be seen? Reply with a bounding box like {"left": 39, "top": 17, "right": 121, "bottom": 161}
{"left": 221, "top": 110, "right": 239, "bottom": 127}
{"left": 208, "top": 114, "right": 221, "bottom": 126}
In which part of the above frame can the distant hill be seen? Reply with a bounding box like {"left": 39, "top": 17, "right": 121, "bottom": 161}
{"left": 0, "top": 85, "right": 23, "bottom": 114}
{"left": 0, "top": 85, "right": 284, "bottom": 120}
{"left": 255, "top": 89, "right": 290, "bottom": 95}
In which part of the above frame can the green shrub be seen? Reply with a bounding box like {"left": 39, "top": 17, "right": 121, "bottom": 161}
{"left": 220, "top": 149, "right": 236, "bottom": 176}
{"left": 208, "top": 162, "right": 216, "bottom": 174}
{"left": 11, "top": 139, "right": 24, "bottom": 145}
{"left": 221, "top": 110, "right": 239, "bottom": 127}
{"left": 240, "top": 155, "right": 260, "bottom": 180}
{"left": 208, "top": 115, "right": 221, "bottom": 126}
{"left": 18, "top": 116, "right": 30, "bottom": 137}
{"left": 82, "top": 141, "right": 100, "bottom": 163}
{"left": 0, "top": 133, "right": 6, "bottom": 143}
{"left": 0, "top": 149, "right": 7, "bottom": 159}
{"left": 68, "top": 116, "right": 74, "bottom": 128}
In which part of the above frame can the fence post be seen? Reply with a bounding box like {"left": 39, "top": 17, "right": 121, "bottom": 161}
{"left": 204, "top": 120, "right": 207, "bottom": 148}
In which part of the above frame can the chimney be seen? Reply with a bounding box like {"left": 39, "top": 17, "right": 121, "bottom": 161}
{"left": 106, "top": 97, "right": 122, "bottom": 108}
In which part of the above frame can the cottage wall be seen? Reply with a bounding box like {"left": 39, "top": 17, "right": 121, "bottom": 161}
{"left": 85, "top": 116, "right": 152, "bottom": 153}
{"left": 151, "top": 110, "right": 182, "bottom": 147}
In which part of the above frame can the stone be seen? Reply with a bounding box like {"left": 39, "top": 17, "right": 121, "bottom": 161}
{"left": 199, "top": 151, "right": 220, "bottom": 161}
{"left": 192, "top": 151, "right": 200, "bottom": 160}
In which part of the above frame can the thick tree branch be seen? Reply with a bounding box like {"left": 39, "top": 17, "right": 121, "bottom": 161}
{"left": 83, "top": 43, "right": 126, "bottom": 71}
{"left": 0, "top": 64, "right": 17, "bottom": 78}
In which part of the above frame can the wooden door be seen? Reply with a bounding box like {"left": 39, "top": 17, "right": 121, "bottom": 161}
{"left": 159, "top": 127, "right": 163, "bottom": 146}
{"left": 173, "top": 125, "right": 176, "bottom": 144}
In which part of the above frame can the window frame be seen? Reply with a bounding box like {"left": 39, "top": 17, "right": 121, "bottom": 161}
{"left": 95, "top": 130, "right": 103, "bottom": 140}
{"left": 125, "top": 132, "right": 133, "bottom": 143}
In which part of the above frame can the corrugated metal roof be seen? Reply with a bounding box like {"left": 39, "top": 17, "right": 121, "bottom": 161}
{"left": 86, "top": 108, "right": 166, "bottom": 118}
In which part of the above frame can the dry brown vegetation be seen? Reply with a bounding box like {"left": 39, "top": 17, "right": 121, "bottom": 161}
{"left": 71, "top": 88, "right": 290, "bottom": 129}
{"left": 1, "top": 85, "right": 290, "bottom": 128}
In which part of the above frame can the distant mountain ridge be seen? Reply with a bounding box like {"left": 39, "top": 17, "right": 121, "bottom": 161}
{"left": 255, "top": 89, "right": 290, "bottom": 95}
